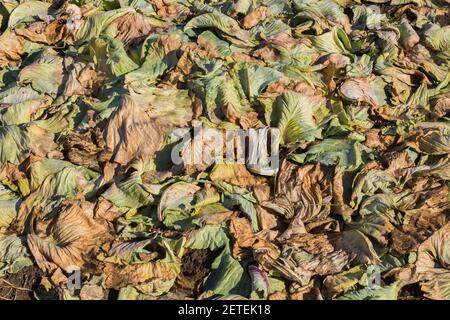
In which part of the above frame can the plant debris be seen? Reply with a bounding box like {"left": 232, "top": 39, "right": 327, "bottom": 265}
{"left": 0, "top": 0, "right": 449, "bottom": 300}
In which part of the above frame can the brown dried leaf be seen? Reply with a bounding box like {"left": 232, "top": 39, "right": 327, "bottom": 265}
{"left": 229, "top": 217, "right": 279, "bottom": 261}
{"left": 104, "top": 95, "right": 164, "bottom": 165}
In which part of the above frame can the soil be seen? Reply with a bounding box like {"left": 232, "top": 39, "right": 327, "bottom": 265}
{"left": 398, "top": 282, "right": 424, "bottom": 300}
{"left": 176, "top": 249, "right": 219, "bottom": 297}
{"left": 0, "top": 266, "right": 42, "bottom": 300}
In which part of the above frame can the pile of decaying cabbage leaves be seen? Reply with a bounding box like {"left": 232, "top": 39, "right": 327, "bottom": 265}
{"left": 0, "top": 0, "right": 449, "bottom": 300}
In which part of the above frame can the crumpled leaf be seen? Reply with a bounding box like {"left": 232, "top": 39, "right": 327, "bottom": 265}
{"left": 157, "top": 181, "right": 201, "bottom": 221}
{"left": 415, "top": 223, "right": 450, "bottom": 300}
{"left": 104, "top": 95, "right": 164, "bottom": 165}
{"left": 339, "top": 78, "right": 380, "bottom": 107}
{"left": 0, "top": 0, "right": 448, "bottom": 301}
{"left": 0, "top": 124, "right": 55, "bottom": 164}
{"left": 18, "top": 49, "right": 64, "bottom": 95}
{"left": 405, "top": 122, "right": 450, "bottom": 155}
{"left": 0, "top": 234, "right": 33, "bottom": 276}
{"left": 274, "top": 160, "right": 332, "bottom": 230}
{"left": 203, "top": 245, "right": 251, "bottom": 296}
{"left": 215, "top": 182, "right": 260, "bottom": 232}
{"left": 8, "top": 0, "right": 51, "bottom": 28}
{"left": 27, "top": 200, "right": 112, "bottom": 273}
{"left": 184, "top": 11, "right": 255, "bottom": 47}
{"left": 185, "top": 224, "right": 229, "bottom": 252}
{"left": 292, "top": 138, "right": 372, "bottom": 170}
{"left": 270, "top": 91, "right": 327, "bottom": 144}
{"left": 336, "top": 281, "right": 402, "bottom": 300}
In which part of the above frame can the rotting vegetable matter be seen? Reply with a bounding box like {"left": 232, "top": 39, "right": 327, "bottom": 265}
{"left": 0, "top": 0, "right": 449, "bottom": 300}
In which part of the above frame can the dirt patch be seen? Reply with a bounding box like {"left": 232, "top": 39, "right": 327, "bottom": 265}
{"left": 398, "top": 283, "right": 424, "bottom": 300}
{"left": 0, "top": 266, "right": 42, "bottom": 300}
{"left": 176, "top": 249, "right": 218, "bottom": 297}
